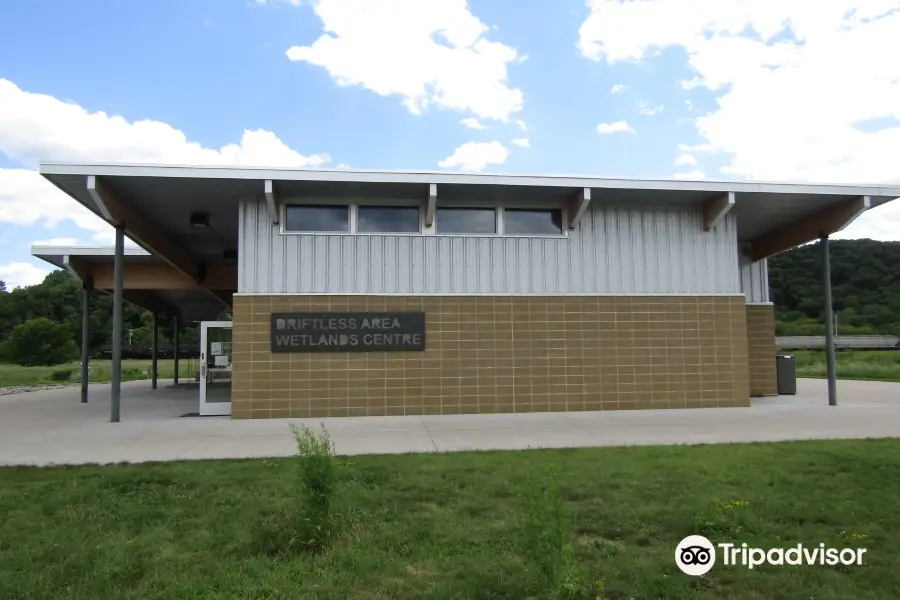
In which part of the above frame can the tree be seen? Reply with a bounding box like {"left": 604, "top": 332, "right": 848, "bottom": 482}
{"left": 0, "top": 280, "right": 6, "bottom": 293}
{"left": 6, "top": 318, "right": 78, "bottom": 366}
{"left": 769, "top": 239, "right": 900, "bottom": 334}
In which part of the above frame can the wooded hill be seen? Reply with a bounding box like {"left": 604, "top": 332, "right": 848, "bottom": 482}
{"left": 0, "top": 270, "right": 203, "bottom": 362}
{"left": 769, "top": 239, "right": 900, "bottom": 335}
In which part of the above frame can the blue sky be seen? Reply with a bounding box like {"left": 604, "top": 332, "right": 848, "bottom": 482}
{"left": 1, "top": 0, "right": 898, "bottom": 287}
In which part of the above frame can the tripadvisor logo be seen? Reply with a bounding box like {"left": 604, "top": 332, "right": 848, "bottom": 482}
{"left": 676, "top": 535, "right": 716, "bottom": 576}
{"left": 675, "top": 535, "right": 867, "bottom": 575}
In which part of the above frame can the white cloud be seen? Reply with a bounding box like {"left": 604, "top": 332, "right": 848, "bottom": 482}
{"left": 0, "top": 262, "right": 50, "bottom": 289}
{"left": 611, "top": 84, "right": 627, "bottom": 94}
{"left": 0, "top": 78, "right": 330, "bottom": 245}
{"left": 674, "top": 170, "right": 707, "bottom": 180}
{"left": 286, "top": 0, "right": 524, "bottom": 121}
{"left": 511, "top": 138, "right": 530, "bottom": 148}
{"left": 32, "top": 237, "right": 80, "bottom": 246}
{"left": 596, "top": 121, "right": 635, "bottom": 135}
{"left": 460, "top": 117, "right": 487, "bottom": 130}
{"left": 438, "top": 141, "right": 510, "bottom": 171}
{"left": 638, "top": 101, "right": 664, "bottom": 116}
{"left": 0, "top": 169, "right": 108, "bottom": 234}
{"left": 674, "top": 154, "right": 698, "bottom": 167}
{"left": 516, "top": 119, "right": 527, "bottom": 131}
{"left": 579, "top": 0, "right": 900, "bottom": 239}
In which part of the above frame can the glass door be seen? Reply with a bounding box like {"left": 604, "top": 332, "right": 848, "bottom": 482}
{"left": 199, "top": 321, "right": 233, "bottom": 416}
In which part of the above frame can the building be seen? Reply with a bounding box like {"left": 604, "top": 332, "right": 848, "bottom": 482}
{"left": 33, "top": 162, "right": 900, "bottom": 420}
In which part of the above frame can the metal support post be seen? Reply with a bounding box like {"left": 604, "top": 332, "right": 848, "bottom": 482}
{"left": 80, "top": 280, "right": 92, "bottom": 403}
{"left": 111, "top": 225, "right": 124, "bottom": 422}
{"left": 821, "top": 235, "right": 837, "bottom": 406}
{"left": 151, "top": 313, "right": 158, "bottom": 390}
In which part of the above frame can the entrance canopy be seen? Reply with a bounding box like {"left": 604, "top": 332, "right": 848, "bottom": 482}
{"left": 40, "top": 162, "right": 900, "bottom": 272}
{"left": 31, "top": 244, "right": 232, "bottom": 321}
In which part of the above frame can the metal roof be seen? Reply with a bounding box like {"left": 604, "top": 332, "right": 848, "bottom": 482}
{"left": 31, "top": 245, "right": 153, "bottom": 263}
{"left": 39, "top": 161, "right": 900, "bottom": 256}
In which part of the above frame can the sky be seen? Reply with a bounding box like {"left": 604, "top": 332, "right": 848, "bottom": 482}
{"left": 1, "top": 0, "right": 899, "bottom": 289}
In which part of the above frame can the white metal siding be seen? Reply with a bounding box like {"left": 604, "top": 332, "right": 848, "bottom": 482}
{"left": 740, "top": 257, "right": 770, "bottom": 303}
{"left": 239, "top": 199, "right": 740, "bottom": 294}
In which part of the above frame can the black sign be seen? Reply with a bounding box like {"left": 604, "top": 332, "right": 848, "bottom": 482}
{"left": 271, "top": 312, "right": 426, "bottom": 353}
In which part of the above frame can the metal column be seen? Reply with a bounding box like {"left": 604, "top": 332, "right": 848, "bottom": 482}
{"left": 111, "top": 225, "right": 125, "bottom": 422}
{"left": 173, "top": 315, "right": 180, "bottom": 385}
{"left": 80, "top": 280, "right": 92, "bottom": 403}
{"left": 151, "top": 313, "right": 158, "bottom": 390}
{"left": 821, "top": 235, "right": 837, "bottom": 406}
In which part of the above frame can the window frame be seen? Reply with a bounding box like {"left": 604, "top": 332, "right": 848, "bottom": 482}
{"left": 281, "top": 202, "right": 352, "bottom": 234}
{"left": 356, "top": 204, "right": 424, "bottom": 235}
{"left": 433, "top": 205, "right": 501, "bottom": 237}
{"left": 278, "top": 198, "right": 569, "bottom": 238}
{"left": 500, "top": 206, "right": 567, "bottom": 237}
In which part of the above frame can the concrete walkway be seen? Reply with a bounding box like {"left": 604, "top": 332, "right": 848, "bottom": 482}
{"left": 0, "top": 378, "right": 898, "bottom": 466}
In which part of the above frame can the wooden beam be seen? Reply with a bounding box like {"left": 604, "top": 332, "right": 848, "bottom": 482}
{"left": 62, "top": 256, "right": 90, "bottom": 282}
{"left": 568, "top": 188, "right": 591, "bottom": 230}
{"left": 703, "top": 191, "right": 735, "bottom": 231}
{"left": 86, "top": 180, "right": 113, "bottom": 220}
{"left": 750, "top": 195, "right": 871, "bottom": 260}
{"left": 264, "top": 180, "right": 279, "bottom": 225}
{"left": 424, "top": 184, "right": 437, "bottom": 228}
{"left": 86, "top": 176, "right": 201, "bottom": 283}
{"left": 209, "top": 290, "right": 234, "bottom": 311}
{"left": 90, "top": 263, "right": 236, "bottom": 291}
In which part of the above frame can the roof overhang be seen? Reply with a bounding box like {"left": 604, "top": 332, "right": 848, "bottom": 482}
{"left": 39, "top": 161, "right": 900, "bottom": 261}
{"left": 31, "top": 245, "right": 233, "bottom": 321}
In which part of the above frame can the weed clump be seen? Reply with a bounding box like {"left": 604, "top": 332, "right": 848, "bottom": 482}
{"left": 289, "top": 423, "right": 338, "bottom": 552}
{"left": 518, "top": 471, "right": 603, "bottom": 599}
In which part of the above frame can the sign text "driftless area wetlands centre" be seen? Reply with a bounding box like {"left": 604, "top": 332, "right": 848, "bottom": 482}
{"left": 270, "top": 312, "right": 426, "bottom": 353}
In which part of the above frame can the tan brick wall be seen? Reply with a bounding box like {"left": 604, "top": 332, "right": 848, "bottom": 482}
{"left": 231, "top": 295, "right": 751, "bottom": 419}
{"left": 746, "top": 303, "right": 778, "bottom": 397}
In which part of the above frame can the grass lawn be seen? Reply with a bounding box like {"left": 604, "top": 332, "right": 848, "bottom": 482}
{"left": 789, "top": 349, "right": 900, "bottom": 382}
{"left": 0, "top": 359, "right": 199, "bottom": 388}
{"left": 2, "top": 439, "right": 899, "bottom": 599}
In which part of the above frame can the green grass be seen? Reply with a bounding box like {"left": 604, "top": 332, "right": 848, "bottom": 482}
{"left": 0, "top": 359, "right": 198, "bottom": 387}
{"left": 787, "top": 350, "right": 900, "bottom": 382}
{"left": 2, "top": 439, "right": 899, "bottom": 599}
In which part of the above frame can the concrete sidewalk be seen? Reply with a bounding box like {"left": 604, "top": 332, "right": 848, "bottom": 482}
{"left": 0, "top": 378, "right": 898, "bottom": 466}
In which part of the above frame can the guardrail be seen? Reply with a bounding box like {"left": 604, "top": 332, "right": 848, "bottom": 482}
{"left": 775, "top": 335, "right": 900, "bottom": 350}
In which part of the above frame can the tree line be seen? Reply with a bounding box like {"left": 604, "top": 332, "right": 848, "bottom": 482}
{"left": 769, "top": 239, "right": 900, "bottom": 336}
{"left": 0, "top": 270, "right": 209, "bottom": 365}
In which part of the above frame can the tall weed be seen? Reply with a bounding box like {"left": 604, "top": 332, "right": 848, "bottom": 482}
{"left": 518, "top": 470, "right": 603, "bottom": 600}
{"left": 289, "top": 423, "right": 338, "bottom": 552}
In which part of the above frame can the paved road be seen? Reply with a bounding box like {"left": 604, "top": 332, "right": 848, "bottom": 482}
{"left": 0, "top": 378, "right": 897, "bottom": 466}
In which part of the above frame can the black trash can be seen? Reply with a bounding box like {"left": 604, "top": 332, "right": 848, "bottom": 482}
{"left": 776, "top": 354, "right": 797, "bottom": 395}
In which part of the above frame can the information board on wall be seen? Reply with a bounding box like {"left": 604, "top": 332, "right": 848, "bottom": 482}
{"left": 270, "top": 312, "right": 426, "bottom": 353}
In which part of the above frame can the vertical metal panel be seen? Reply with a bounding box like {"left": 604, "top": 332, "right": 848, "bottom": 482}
{"left": 464, "top": 238, "right": 478, "bottom": 293}
{"left": 341, "top": 236, "right": 355, "bottom": 292}
{"left": 237, "top": 199, "right": 246, "bottom": 292}
{"left": 238, "top": 198, "right": 742, "bottom": 294}
{"left": 740, "top": 254, "right": 769, "bottom": 303}
{"left": 355, "top": 236, "right": 368, "bottom": 293}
